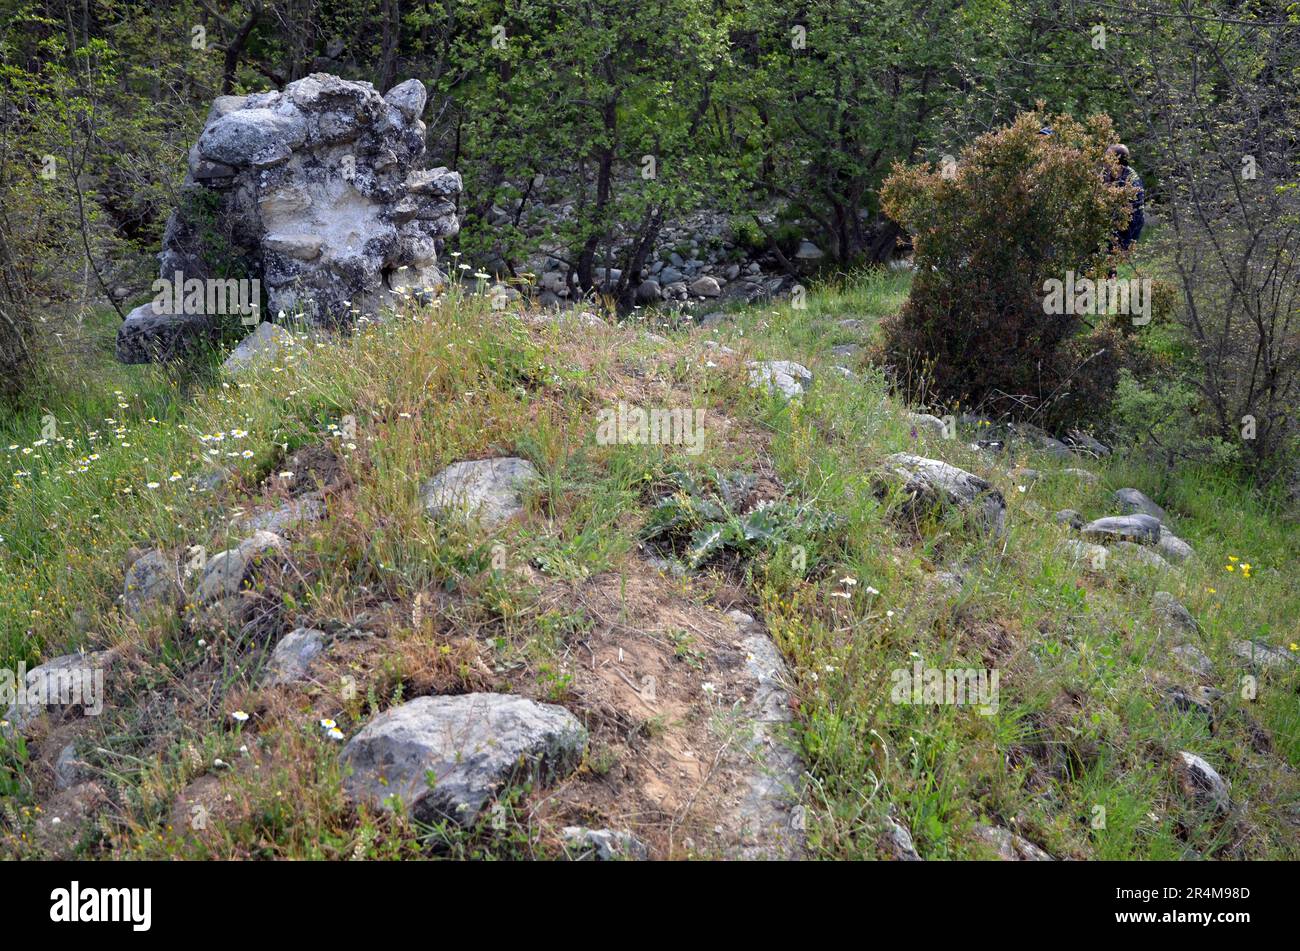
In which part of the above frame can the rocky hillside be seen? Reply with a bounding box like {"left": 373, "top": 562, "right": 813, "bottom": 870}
{"left": 2, "top": 271, "right": 1297, "bottom": 860}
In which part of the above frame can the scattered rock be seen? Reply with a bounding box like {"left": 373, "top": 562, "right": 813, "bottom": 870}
{"left": 634, "top": 279, "right": 661, "bottom": 304}
{"left": 830, "top": 343, "right": 861, "bottom": 360}
{"left": 794, "top": 239, "right": 823, "bottom": 260}
{"left": 560, "top": 826, "right": 649, "bottom": 861}
{"left": 906, "top": 412, "right": 948, "bottom": 439}
{"left": 1153, "top": 591, "right": 1199, "bottom": 635}
{"left": 2, "top": 650, "right": 114, "bottom": 738}
{"left": 1059, "top": 467, "right": 1099, "bottom": 484}
{"left": 1080, "top": 514, "right": 1162, "bottom": 545}
{"left": 233, "top": 493, "right": 326, "bottom": 535}
{"left": 1054, "top": 509, "right": 1084, "bottom": 529}
{"left": 195, "top": 530, "right": 287, "bottom": 604}
{"left": 222, "top": 322, "right": 296, "bottom": 373}
{"left": 1174, "top": 751, "right": 1230, "bottom": 812}
{"left": 876, "top": 453, "right": 1006, "bottom": 537}
{"left": 54, "top": 742, "right": 91, "bottom": 791}
{"left": 420, "top": 457, "right": 539, "bottom": 529}
{"left": 32, "top": 782, "right": 109, "bottom": 858}
{"left": 262, "top": 628, "right": 328, "bottom": 685}
{"left": 1064, "top": 430, "right": 1112, "bottom": 457}
{"left": 719, "top": 617, "right": 807, "bottom": 859}
{"left": 1157, "top": 526, "right": 1195, "bottom": 563}
{"left": 973, "top": 823, "right": 1053, "bottom": 860}
{"left": 1113, "top": 540, "right": 1173, "bottom": 571}
{"left": 1114, "top": 488, "right": 1168, "bottom": 524}
{"left": 1061, "top": 539, "right": 1110, "bottom": 570}
{"left": 1008, "top": 422, "right": 1071, "bottom": 459}
{"left": 1227, "top": 640, "right": 1299, "bottom": 672}
{"left": 115, "top": 302, "right": 223, "bottom": 364}
{"left": 881, "top": 815, "right": 922, "bottom": 860}
{"left": 341, "top": 693, "right": 587, "bottom": 825}
{"left": 689, "top": 275, "right": 721, "bottom": 298}
{"left": 123, "top": 549, "right": 181, "bottom": 620}
{"left": 1165, "top": 685, "right": 1217, "bottom": 725}
{"left": 1172, "top": 644, "right": 1214, "bottom": 678}
{"left": 746, "top": 360, "right": 813, "bottom": 400}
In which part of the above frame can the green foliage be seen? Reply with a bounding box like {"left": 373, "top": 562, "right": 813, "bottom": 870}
{"left": 642, "top": 469, "right": 840, "bottom": 570}
{"left": 879, "top": 109, "right": 1135, "bottom": 427}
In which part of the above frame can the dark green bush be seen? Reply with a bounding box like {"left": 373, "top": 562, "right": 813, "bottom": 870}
{"left": 879, "top": 110, "right": 1135, "bottom": 428}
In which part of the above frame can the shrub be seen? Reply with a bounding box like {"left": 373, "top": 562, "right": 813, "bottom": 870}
{"left": 878, "top": 110, "right": 1134, "bottom": 428}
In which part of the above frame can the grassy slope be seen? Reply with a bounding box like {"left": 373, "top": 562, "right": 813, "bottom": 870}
{"left": 1, "top": 271, "right": 1297, "bottom": 859}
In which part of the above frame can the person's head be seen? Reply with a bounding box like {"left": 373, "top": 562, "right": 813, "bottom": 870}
{"left": 1108, "top": 143, "right": 1130, "bottom": 166}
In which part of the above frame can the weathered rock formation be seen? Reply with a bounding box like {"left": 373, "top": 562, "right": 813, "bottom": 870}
{"left": 117, "top": 74, "right": 461, "bottom": 363}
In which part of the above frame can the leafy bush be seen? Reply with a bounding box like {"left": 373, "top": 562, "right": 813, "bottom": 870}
{"left": 641, "top": 469, "right": 840, "bottom": 570}
{"left": 878, "top": 110, "right": 1135, "bottom": 428}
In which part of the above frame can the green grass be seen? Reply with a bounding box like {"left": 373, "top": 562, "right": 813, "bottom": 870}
{"left": 2, "top": 268, "right": 1296, "bottom": 860}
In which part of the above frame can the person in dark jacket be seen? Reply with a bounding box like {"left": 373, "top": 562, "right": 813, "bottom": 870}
{"left": 1106, "top": 144, "right": 1144, "bottom": 251}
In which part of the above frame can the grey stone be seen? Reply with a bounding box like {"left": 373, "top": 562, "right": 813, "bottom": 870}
{"left": 340, "top": 693, "right": 587, "bottom": 824}
{"left": 1059, "top": 467, "right": 1099, "bottom": 484}
{"left": 1157, "top": 526, "right": 1194, "bottom": 563}
{"left": 222, "top": 322, "right": 296, "bottom": 373}
{"left": 383, "top": 78, "right": 428, "bottom": 121}
{"left": 634, "top": 279, "right": 661, "bottom": 304}
{"left": 123, "top": 549, "right": 181, "bottom": 620}
{"left": 1060, "top": 539, "right": 1110, "bottom": 570}
{"left": 719, "top": 619, "right": 807, "bottom": 859}
{"left": 906, "top": 412, "right": 948, "bottom": 438}
{"left": 263, "top": 627, "right": 328, "bottom": 685}
{"left": 830, "top": 343, "right": 861, "bottom": 360}
{"left": 1080, "top": 514, "right": 1162, "bottom": 545}
{"left": 794, "top": 239, "right": 823, "bottom": 260}
{"left": 878, "top": 453, "right": 1007, "bottom": 537}
{"left": 2, "top": 650, "right": 113, "bottom": 738}
{"left": 1064, "top": 430, "right": 1111, "bottom": 457}
{"left": 747, "top": 360, "right": 813, "bottom": 400}
{"left": 122, "top": 74, "right": 460, "bottom": 363}
{"left": 233, "top": 494, "right": 326, "bottom": 536}
{"left": 1054, "top": 509, "right": 1084, "bottom": 529}
{"left": 882, "top": 815, "right": 922, "bottom": 860}
{"left": 1172, "top": 644, "right": 1214, "bottom": 677}
{"left": 1175, "top": 751, "right": 1230, "bottom": 812}
{"left": 1227, "top": 640, "right": 1299, "bottom": 672}
{"left": 973, "top": 823, "right": 1053, "bottom": 860}
{"left": 1153, "top": 591, "right": 1198, "bottom": 635}
{"left": 1114, "top": 488, "right": 1169, "bottom": 524}
{"left": 689, "top": 275, "right": 721, "bottom": 298}
{"left": 115, "top": 300, "right": 223, "bottom": 365}
{"left": 1008, "top": 422, "right": 1071, "bottom": 459}
{"left": 560, "top": 827, "right": 649, "bottom": 861}
{"left": 420, "top": 457, "right": 539, "bottom": 529}
{"left": 198, "top": 107, "right": 307, "bottom": 168}
{"left": 1113, "top": 540, "right": 1174, "bottom": 571}
{"left": 196, "top": 530, "right": 286, "bottom": 604}
{"left": 54, "top": 743, "right": 91, "bottom": 791}
{"left": 1112, "top": 537, "right": 1175, "bottom": 569}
